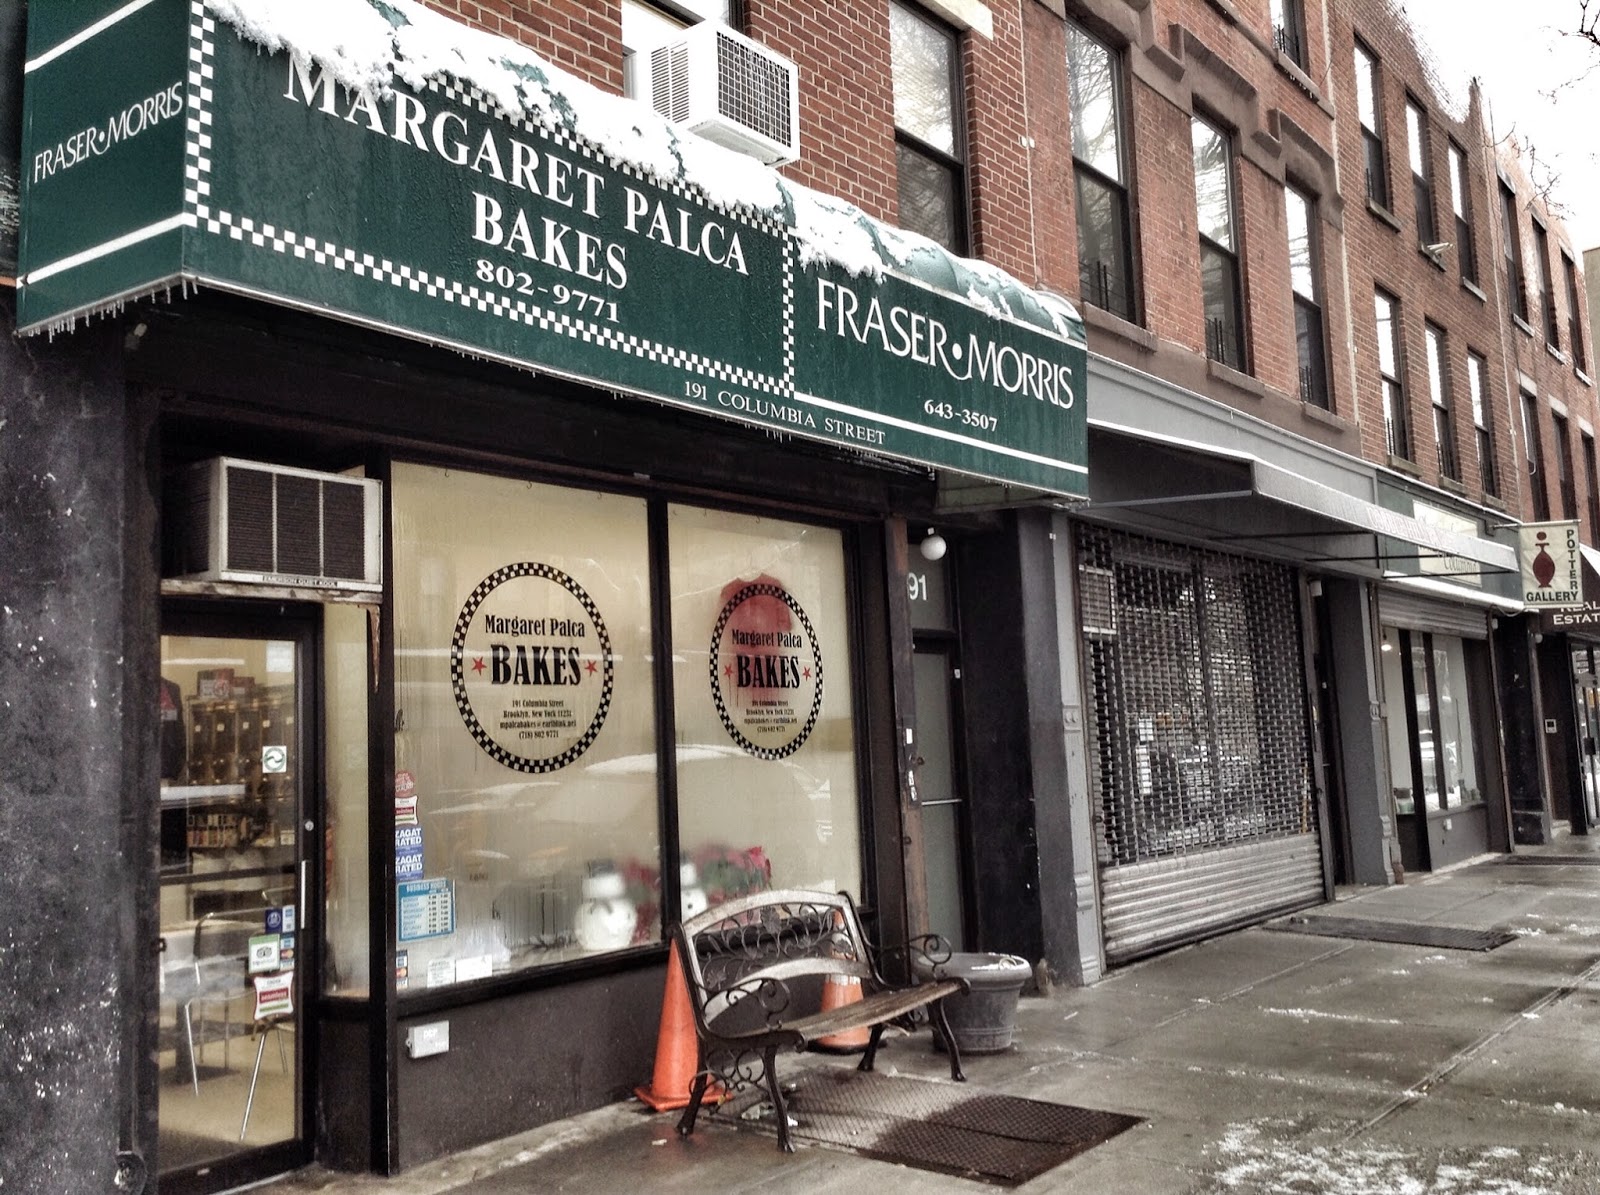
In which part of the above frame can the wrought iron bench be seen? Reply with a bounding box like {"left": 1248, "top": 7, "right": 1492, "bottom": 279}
{"left": 673, "top": 888, "right": 969, "bottom": 1152}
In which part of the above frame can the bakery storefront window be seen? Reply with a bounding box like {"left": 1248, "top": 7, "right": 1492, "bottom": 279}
{"left": 392, "top": 465, "right": 660, "bottom": 982}
{"left": 390, "top": 466, "right": 863, "bottom": 987}
{"left": 667, "top": 505, "right": 862, "bottom": 904}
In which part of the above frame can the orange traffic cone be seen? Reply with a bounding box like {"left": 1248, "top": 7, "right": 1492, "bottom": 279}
{"left": 635, "top": 940, "right": 713, "bottom": 1111}
{"left": 814, "top": 970, "right": 871, "bottom": 1052}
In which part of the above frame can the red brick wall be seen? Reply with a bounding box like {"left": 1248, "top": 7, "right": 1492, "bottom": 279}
{"left": 1492, "top": 140, "right": 1600, "bottom": 534}
{"left": 745, "top": 1, "right": 898, "bottom": 220}
{"left": 384, "top": 0, "right": 1600, "bottom": 527}
{"left": 417, "top": 0, "right": 622, "bottom": 91}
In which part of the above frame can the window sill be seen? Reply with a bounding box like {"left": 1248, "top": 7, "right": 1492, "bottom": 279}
{"left": 1577, "top": 366, "right": 1593, "bottom": 389}
{"left": 1513, "top": 313, "right": 1536, "bottom": 339}
{"left": 397, "top": 940, "right": 669, "bottom": 1016}
{"left": 1547, "top": 342, "right": 1568, "bottom": 365}
{"left": 1206, "top": 356, "right": 1264, "bottom": 398}
{"left": 1439, "top": 475, "right": 1468, "bottom": 497}
{"left": 1273, "top": 51, "right": 1321, "bottom": 104}
{"left": 1300, "top": 402, "right": 1348, "bottom": 432}
{"left": 1484, "top": 493, "right": 1509, "bottom": 512}
{"left": 1462, "top": 278, "right": 1487, "bottom": 303}
{"left": 1368, "top": 199, "right": 1402, "bottom": 232}
{"left": 918, "top": 0, "right": 995, "bottom": 39}
{"left": 1080, "top": 302, "right": 1156, "bottom": 353}
{"left": 1419, "top": 244, "right": 1447, "bottom": 271}
{"left": 1386, "top": 454, "right": 1423, "bottom": 478}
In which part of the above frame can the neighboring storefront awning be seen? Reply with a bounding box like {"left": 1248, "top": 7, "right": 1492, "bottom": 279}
{"left": 16, "top": 0, "right": 1086, "bottom": 498}
{"left": 1542, "top": 545, "right": 1600, "bottom": 633}
{"left": 1086, "top": 422, "right": 1517, "bottom": 579}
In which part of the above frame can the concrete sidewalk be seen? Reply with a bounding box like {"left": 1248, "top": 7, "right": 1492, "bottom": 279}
{"left": 264, "top": 837, "right": 1600, "bottom": 1194}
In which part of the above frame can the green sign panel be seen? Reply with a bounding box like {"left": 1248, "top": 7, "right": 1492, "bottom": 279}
{"left": 18, "top": 0, "right": 1087, "bottom": 496}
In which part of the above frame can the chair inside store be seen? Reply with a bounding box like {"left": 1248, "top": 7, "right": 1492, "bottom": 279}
{"left": 174, "top": 912, "right": 261, "bottom": 1096}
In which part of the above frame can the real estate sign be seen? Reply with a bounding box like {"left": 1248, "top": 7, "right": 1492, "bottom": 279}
{"left": 17, "top": 0, "right": 1088, "bottom": 497}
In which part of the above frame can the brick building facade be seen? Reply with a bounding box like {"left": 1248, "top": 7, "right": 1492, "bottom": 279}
{"left": 3, "top": 1, "right": 1599, "bottom": 1191}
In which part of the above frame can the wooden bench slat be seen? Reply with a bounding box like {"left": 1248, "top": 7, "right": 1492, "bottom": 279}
{"left": 774, "top": 980, "right": 965, "bottom": 1044}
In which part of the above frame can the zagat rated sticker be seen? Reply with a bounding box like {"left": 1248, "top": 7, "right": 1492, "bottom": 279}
{"left": 709, "top": 577, "right": 824, "bottom": 760}
{"left": 451, "top": 563, "right": 614, "bottom": 773}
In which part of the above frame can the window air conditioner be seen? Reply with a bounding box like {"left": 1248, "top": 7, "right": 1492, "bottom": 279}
{"left": 168, "top": 458, "right": 383, "bottom": 592}
{"left": 649, "top": 23, "right": 800, "bottom": 166}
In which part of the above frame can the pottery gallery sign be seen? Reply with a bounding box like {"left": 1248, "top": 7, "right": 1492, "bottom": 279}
{"left": 16, "top": 0, "right": 1088, "bottom": 497}
{"left": 1519, "top": 521, "right": 1582, "bottom": 609}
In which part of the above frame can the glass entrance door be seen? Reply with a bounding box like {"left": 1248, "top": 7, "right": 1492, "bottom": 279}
{"left": 913, "top": 642, "right": 969, "bottom": 950}
{"left": 157, "top": 620, "right": 312, "bottom": 1189}
{"left": 1571, "top": 647, "right": 1600, "bottom": 829}
{"left": 906, "top": 538, "right": 970, "bottom": 951}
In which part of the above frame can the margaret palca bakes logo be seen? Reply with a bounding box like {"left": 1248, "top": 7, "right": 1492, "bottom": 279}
{"left": 451, "top": 563, "right": 614, "bottom": 773}
{"left": 709, "top": 577, "right": 824, "bottom": 761}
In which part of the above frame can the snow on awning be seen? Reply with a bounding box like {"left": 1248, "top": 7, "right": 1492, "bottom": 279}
{"left": 17, "top": 0, "right": 1087, "bottom": 497}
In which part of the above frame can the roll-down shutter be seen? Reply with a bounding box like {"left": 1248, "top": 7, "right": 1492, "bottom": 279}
{"left": 1378, "top": 589, "right": 1491, "bottom": 639}
{"left": 1078, "top": 527, "right": 1324, "bottom": 965}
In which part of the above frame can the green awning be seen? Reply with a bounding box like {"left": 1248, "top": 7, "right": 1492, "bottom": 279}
{"left": 18, "top": 0, "right": 1086, "bottom": 495}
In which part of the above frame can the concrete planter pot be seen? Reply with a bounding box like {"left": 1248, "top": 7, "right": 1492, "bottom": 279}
{"left": 914, "top": 952, "right": 1032, "bottom": 1054}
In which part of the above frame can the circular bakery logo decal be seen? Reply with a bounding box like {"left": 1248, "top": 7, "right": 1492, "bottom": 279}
{"left": 709, "top": 577, "right": 824, "bottom": 760}
{"left": 451, "top": 563, "right": 613, "bottom": 773}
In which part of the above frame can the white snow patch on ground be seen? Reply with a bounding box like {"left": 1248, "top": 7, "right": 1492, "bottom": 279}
{"left": 1209, "top": 1123, "right": 1568, "bottom": 1194}
{"left": 1264, "top": 1007, "right": 1404, "bottom": 1025}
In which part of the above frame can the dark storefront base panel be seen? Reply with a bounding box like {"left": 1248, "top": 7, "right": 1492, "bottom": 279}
{"left": 316, "top": 1015, "right": 374, "bottom": 1174}
{"left": 1422, "top": 805, "right": 1491, "bottom": 873}
{"left": 395, "top": 957, "right": 664, "bottom": 1167}
{"left": 1397, "top": 806, "right": 1493, "bottom": 875}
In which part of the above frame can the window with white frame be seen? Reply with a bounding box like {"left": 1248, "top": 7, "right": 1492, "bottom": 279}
{"left": 1406, "top": 100, "right": 1437, "bottom": 249}
{"left": 1376, "top": 289, "right": 1410, "bottom": 459}
{"left": 1448, "top": 141, "right": 1477, "bottom": 285}
{"left": 1467, "top": 350, "right": 1498, "bottom": 496}
{"left": 620, "top": 0, "right": 732, "bottom": 101}
{"left": 891, "top": 1, "right": 967, "bottom": 253}
{"left": 1193, "top": 116, "right": 1244, "bottom": 370}
{"left": 1285, "top": 185, "right": 1327, "bottom": 407}
{"left": 1534, "top": 220, "right": 1559, "bottom": 347}
{"left": 1067, "top": 22, "right": 1135, "bottom": 321}
{"left": 1523, "top": 390, "right": 1550, "bottom": 520}
{"left": 1355, "top": 40, "right": 1389, "bottom": 209}
{"left": 1270, "top": 0, "right": 1307, "bottom": 69}
{"left": 1565, "top": 252, "right": 1589, "bottom": 374}
{"left": 1584, "top": 433, "right": 1600, "bottom": 543}
{"left": 1555, "top": 412, "right": 1577, "bottom": 521}
{"left": 1501, "top": 182, "right": 1529, "bottom": 324}
{"left": 1426, "top": 322, "right": 1458, "bottom": 480}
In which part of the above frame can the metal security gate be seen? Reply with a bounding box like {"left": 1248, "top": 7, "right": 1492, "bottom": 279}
{"left": 1078, "top": 527, "right": 1323, "bottom": 964}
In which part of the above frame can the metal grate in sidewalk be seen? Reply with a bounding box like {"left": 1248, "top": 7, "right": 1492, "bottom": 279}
{"left": 1503, "top": 855, "right": 1600, "bottom": 866}
{"left": 728, "top": 1069, "right": 1140, "bottom": 1186}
